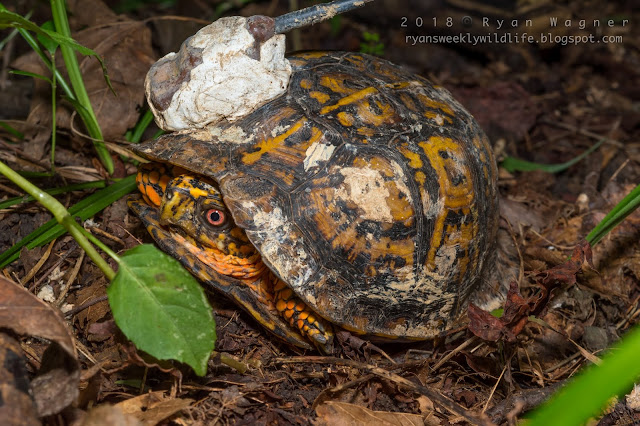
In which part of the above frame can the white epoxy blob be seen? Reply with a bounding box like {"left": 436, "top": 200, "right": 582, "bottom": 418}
{"left": 145, "top": 16, "right": 292, "bottom": 132}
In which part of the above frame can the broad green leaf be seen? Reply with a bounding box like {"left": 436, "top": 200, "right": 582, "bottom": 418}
{"left": 0, "top": 174, "right": 136, "bottom": 268}
{"left": 501, "top": 139, "right": 604, "bottom": 173}
{"left": 107, "top": 244, "right": 216, "bottom": 376}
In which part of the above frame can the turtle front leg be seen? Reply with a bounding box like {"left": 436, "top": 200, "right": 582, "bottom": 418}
{"left": 136, "top": 163, "right": 188, "bottom": 207}
{"left": 273, "top": 277, "right": 334, "bottom": 353}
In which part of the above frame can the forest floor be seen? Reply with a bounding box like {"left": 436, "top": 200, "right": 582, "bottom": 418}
{"left": 0, "top": 0, "right": 639, "bottom": 424}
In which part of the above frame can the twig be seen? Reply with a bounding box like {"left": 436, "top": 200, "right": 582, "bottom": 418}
{"left": 56, "top": 250, "right": 85, "bottom": 306}
{"left": 431, "top": 336, "right": 479, "bottom": 372}
{"left": 538, "top": 119, "right": 623, "bottom": 148}
{"left": 275, "top": 0, "right": 374, "bottom": 34}
{"left": 312, "top": 373, "right": 376, "bottom": 409}
{"left": 29, "top": 241, "right": 77, "bottom": 292}
{"left": 22, "top": 239, "right": 56, "bottom": 283}
{"left": 213, "top": 351, "right": 249, "bottom": 374}
{"left": 65, "top": 294, "right": 108, "bottom": 317}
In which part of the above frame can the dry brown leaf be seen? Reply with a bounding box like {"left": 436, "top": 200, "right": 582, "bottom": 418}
{"left": 72, "top": 279, "right": 110, "bottom": 330}
{"left": 315, "top": 401, "right": 440, "bottom": 426}
{"left": 469, "top": 241, "right": 594, "bottom": 343}
{"left": 117, "top": 391, "right": 194, "bottom": 425}
{"left": 0, "top": 333, "right": 40, "bottom": 426}
{"left": 0, "top": 276, "right": 79, "bottom": 416}
{"left": 69, "top": 20, "right": 154, "bottom": 140}
{"left": 81, "top": 404, "right": 142, "bottom": 426}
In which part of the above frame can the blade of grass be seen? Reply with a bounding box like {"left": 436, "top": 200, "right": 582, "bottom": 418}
{"left": 501, "top": 139, "right": 604, "bottom": 173}
{"left": 128, "top": 109, "right": 156, "bottom": 144}
{"left": 0, "top": 121, "right": 25, "bottom": 139}
{"left": 49, "top": 0, "right": 113, "bottom": 174}
{"left": 586, "top": 183, "right": 640, "bottom": 246}
{"left": 0, "top": 9, "right": 23, "bottom": 50}
{"left": 9, "top": 69, "right": 52, "bottom": 82}
{"left": 0, "top": 180, "right": 107, "bottom": 210}
{"left": 0, "top": 174, "right": 136, "bottom": 268}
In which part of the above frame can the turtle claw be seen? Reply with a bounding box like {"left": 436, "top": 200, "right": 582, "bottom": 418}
{"left": 310, "top": 329, "right": 334, "bottom": 355}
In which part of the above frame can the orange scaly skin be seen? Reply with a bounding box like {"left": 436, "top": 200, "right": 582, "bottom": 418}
{"left": 136, "top": 165, "right": 334, "bottom": 351}
{"left": 273, "top": 277, "right": 333, "bottom": 346}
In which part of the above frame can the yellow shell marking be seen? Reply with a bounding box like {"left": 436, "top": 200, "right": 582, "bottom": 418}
{"left": 300, "top": 79, "right": 312, "bottom": 89}
{"left": 319, "top": 75, "right": 354, "bottom": 94}
{"left": 310, "top": 91, "right": 330, "bottom": 103}
{"left": 320, "top": 87, "right": 378, "bottom": 115}
{"left": 418, "top": 136, "right": 475, "bottom": 271}
{"left": 416, "top": 93, "right": 455, "bottom": 117}
{"left": 356, "top": 100, "right": 397, "bottom": 126}
{"left": 337, "top": 112, "right": 355, "bottom": 126}
{"left": 242, "top": 119, "right": 306, "bottom": 165}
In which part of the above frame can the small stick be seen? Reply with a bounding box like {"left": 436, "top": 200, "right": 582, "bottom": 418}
{"left": 274, "top": 0, "right": 374, "bottom": 34}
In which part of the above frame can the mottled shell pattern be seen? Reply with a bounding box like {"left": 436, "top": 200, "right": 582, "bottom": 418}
{"left": 134, "top": 51, "right": 499, "bottom": 340}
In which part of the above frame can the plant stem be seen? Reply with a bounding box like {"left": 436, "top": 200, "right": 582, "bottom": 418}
{"left": 50, "top": 51, "right": 57, "bottom": 172}
{"left": 0, "top": 160, "right": 116, "bottom": 280}
{"left": 78, "top": 226, "right": 121, "bottom": 263}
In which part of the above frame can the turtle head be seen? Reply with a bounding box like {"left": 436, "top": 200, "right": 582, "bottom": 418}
{"left": 159, "top": 174, "right": 257, "bottom": 259}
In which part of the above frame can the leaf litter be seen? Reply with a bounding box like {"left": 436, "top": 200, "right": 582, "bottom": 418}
{"left": 0, "top": 0, "right": 639, "bottom": 424}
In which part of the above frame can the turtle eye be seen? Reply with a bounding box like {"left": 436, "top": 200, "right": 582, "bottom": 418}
{"left": 205, "top": 209, "right": 226, "bottom": 226}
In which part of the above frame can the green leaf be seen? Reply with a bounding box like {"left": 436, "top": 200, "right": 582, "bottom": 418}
{"left": 528, "top": 325, "right": 640, "bottom": 425}
{"left": 37, "top": 20, "right": 58, "bottom": 53}
{"left": 10, "top": 69, "right": 51, "bottom": 82}
{"left": 501, "top": 139, "right": 604, "bottom": 173}
{"left": 107, "top": 244, "right": 216, "bottom": 376}
{"left": 0, "top": 9, "right": 96, "bottom": 57}
{"left": 0, "top": 174, "right": 136, "bottom": 268}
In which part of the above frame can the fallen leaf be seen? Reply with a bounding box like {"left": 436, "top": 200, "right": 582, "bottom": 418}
{"left": 0, "top": 276, "right": 79, "bottom": 416}
{"left": 116, "top": 391, "right": 194, "bottom": 425}
{"left": 72, "top": 279, "right": 110, "bottom": 332}
{"left": 81, "top": 404, "right": 142, "bottom": 426}
{"left": 0, "top": 332, "right": 40, "bottom": 426}
{"left": 315, "top": 401, "right": 440, "bottom": 426}
{"left": 469, "top": 241, "right": 594, "bottom": 342}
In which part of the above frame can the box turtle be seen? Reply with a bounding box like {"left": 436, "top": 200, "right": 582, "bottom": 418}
{"left": 129, "top": 51, "right": 507, "bottom": 353}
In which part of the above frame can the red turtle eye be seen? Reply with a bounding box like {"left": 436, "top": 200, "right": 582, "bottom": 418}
{"left": 205, "top": 209, "right": 226, "bottom": 226}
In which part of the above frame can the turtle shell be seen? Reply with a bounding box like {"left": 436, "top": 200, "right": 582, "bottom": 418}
{"left": 133, "top": 51, "right": 499, "bottom": 339}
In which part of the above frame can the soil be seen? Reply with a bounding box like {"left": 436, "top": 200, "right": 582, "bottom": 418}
{"left": 0, "top": 0, "right": 639, "bottom": 424}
